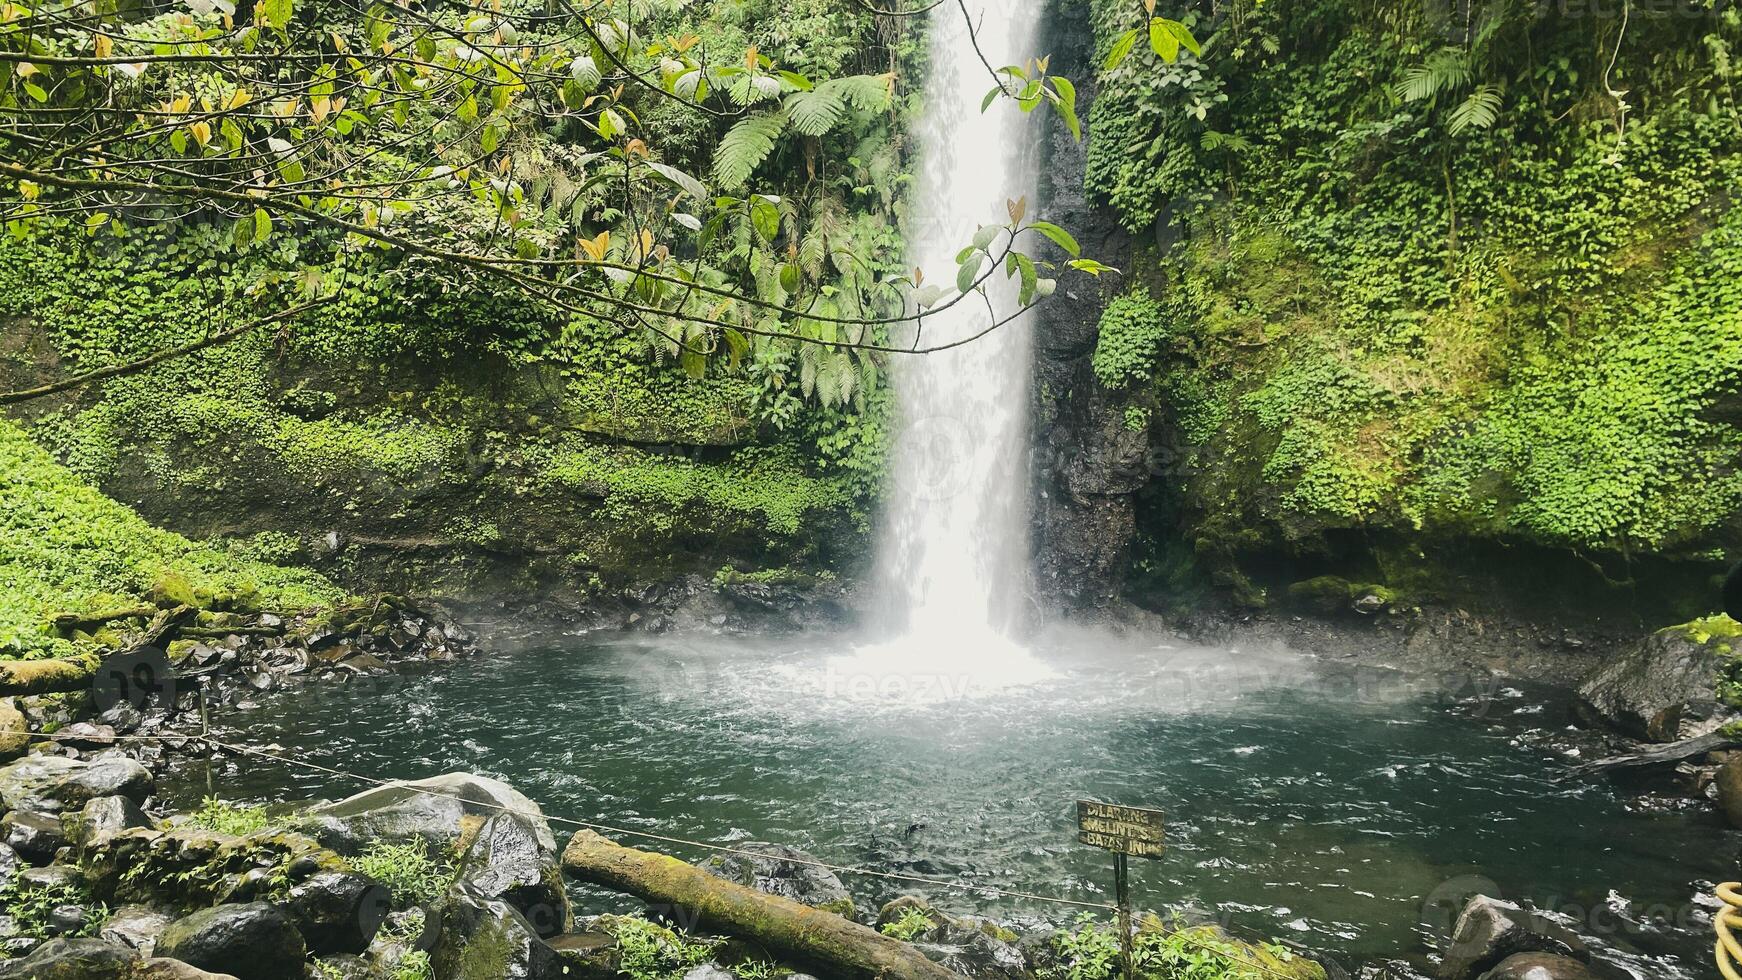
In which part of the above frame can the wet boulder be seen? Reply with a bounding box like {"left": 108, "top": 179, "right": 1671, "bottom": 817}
{"left": 132, "top": 959, "right": 241, "bottom": 980}
{"left": 0, "top": 937, "right": 134, "bottom": 979}
{"left": 0, "top": 754, "right": 152, "bottom": 813}
{"left": 2, "top": 809, "right": 65, "bottom": 863}
{"left": 1477, "top": 953, "right": 1598, "bottom": 979}
{"left": 157, "top": 902, "right": 306, "bottom": 980}
{"left": 64, "top": 795, "right": 153, "bottom": 851}
{"left": 456, "top": 812, "right": 570, "bottom": 936}
{"left": 286, "top": 870, "right": 389, "bottom": 956}
{"left": 701, "top": 842, "right": 855, "bottom": 918}
{"left": 0, "top": 700, "right": 29, "bottom": 762}
{"left": 301, "top": 772, "right": 556, "bottom": 856}
{"left": 429, "top": 885, "right": 565, "bottom": 980}
{"left": 1575, "top": 618, "right": 1741, "bottom": 742}
{"left": 99, "top": 904, "right": 174, "bottom": 955}
{"left": 1436, "top": 897, "right": 1588, "bottom": 980}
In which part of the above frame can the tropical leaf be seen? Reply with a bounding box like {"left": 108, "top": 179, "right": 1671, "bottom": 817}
{"left": 713, "top": 110, "right": 788, "bottom": 187}
{"left": 1393, "top": 48, "right": 1471, "bottom": 104}
{"left": 1447, "top": 84, "right": 1502, "bottom": 135}
{"left": 785, "top": 85, "right": 847, "bottom": 136}
{"left": 1104, "top": 28, "right": 1139, "bottom": 71}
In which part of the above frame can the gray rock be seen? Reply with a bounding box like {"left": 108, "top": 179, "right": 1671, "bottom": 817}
{"left": 1, "top": 809, "right": 64, "bottom": 864}
{"left": 1437, "top": 896, "right": 1588, "bottom": 980}
{"left": 65, "top": 795, "right": 153, "bottom": 850}
{"left": 0, "top": 754, "right": 152, "bottom": 813}
{"left": 914, "top": 917, "right": 1028, "bottom": 980}
{"left": 308, "top": 954, "right": 373, "bottom": 980}
{"left": 133, "top": 959, "right": 240, "bottom": 980}
{"left": 0, "top": 700, "right": 28, "bottom": 762}
{"left": 301, "top": 772, "right": 556, "bottom": 857}
{"left": 430, "top": 886, "right": 564, "bottom": 980}
{"left": 158, "top": 902, "right": 306, "bottom": 980}
{"left": 457, "top": 813, "right": 570, "bottom": 937}
{"left": 99, "top": 904, "right": 173, "bottom": 955}
{"left": 19, "top": 864, "right": 82, "bottom": 892}
{"left": 0, "top": 844, "right": 21, "bottom": 892}
{"left": 0, "top": 937, "right": 133, "bottom": 979}
{"left": 1575, "top": 625, "right": 1738, "bottom": 741}
{"left": 1477, "top": 953, "right": 1598, "bottom": 979}
{"left": 700, "top": 842, "right": 855, "bottom": 918}
{"left": 682, "top": 965, "right": 738, "bottom": 980}
{"left": 45, "top": 904, "right": 90, "bottom": 937}
{"left": 1719, "top": 756, "right": 1742, "bottom": 829}
{"left": 286, "top": 871, "right": 389, "bottom": 956}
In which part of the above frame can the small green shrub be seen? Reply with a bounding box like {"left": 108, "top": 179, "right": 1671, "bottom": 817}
{"left": 353, "top": 838, "right": 455, "bottom": 906}
{"left": 1092, "top": 287, "right": 1171, "bottom": 390}
{"left": 879, "top": 907, "right": 933, "bottom": 941}
{"left": 611, "top": 916, "right": 720, "bottom": 980}
{"left": 1042, "top": 914, "right": 1297, "bottom": 980}
{"left": 0, "top": 878, "right": 109, "bottom": 943}
{"left": 191, "top": 797, "right": 269, "bottom": 836}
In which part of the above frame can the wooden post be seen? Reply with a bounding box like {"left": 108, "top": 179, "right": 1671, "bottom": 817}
{"left": 1114, "top": 852, "right": 1134, "bottom": 980}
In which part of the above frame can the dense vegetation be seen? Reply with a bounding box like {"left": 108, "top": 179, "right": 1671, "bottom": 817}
{"left": 0, "top": 417, "right": 340, "bottom": 658}
{"left": 0, "top": 0, "right": 936, "bottom": 604}
{"left": 1084, "top": 0, "right": 1742, "bottom": 606}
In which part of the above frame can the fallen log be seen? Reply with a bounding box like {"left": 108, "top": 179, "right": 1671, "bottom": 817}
{"left": 49, "top": 604, "right": 159, "bottom": 633}
{"left": 560, "top": 831, "right": 961, "bottom": 980}
{"left": 1563, "top": 731, "right": 1742, "bottom": 778}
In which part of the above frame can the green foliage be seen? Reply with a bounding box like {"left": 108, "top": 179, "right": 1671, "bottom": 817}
{"left": 610, "top": 916, "right": 720, "bottom": 980}
{"left": 1041, "top": 915, "right": 1299, "bottom": 980}
{"left": 351, "top": 838, "right": 456, "bottom": 907}
{"left": 0, "top": 877, "right": 109, "bottom": 945}
{"left": 1086, "top": 0, "right": 1742, "bottom": 562}
{"left": 539, "top": 440, "right": 847, "bottom": 536}
{"left": 1092, "top": 287, "right": 1170, "bottom": 389}
{"left": 879, "top": 907, "right": 933, "bottom": 941}
{"left": 191, "top": 797, "right": 270, "bottom": 836}
{"left": 0, "top": 419, "right": 341, "bottom": 659}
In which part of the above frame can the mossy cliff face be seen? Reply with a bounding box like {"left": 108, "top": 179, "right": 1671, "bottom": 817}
{"left": 1036, "top": 0, "right": 1742, "bottom": 626}
{"left": 0, "top": 223, "right": 886, "bottom": 622}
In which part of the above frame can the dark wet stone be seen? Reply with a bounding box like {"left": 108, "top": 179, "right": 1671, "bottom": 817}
{"left": 1437, "top": 896, "right": 1588, "bottom": 980}
{"left": 701, "top": 842, "right": 855, "bottom": 918}
{"left": 286, "top": 871, "right": 388, "bottom": 955}
{"left": 430, "top": 886, "right": 565, "bottom": 980}
{"left": 99, "top": 904, "right": 173, "bottom": 955}
{"left": 157, "top": 902, "right": 306, "bottom": 980}
{"left": 1478, "top": 953, "right": 1599, "bottom": 979}
{"left": 458, "top": 813, "right": 570, "bottom": 937}
{"left": 1, "top": 809, "right": 65, "bottom": 864}
{"left": 0, "top": 937, "right": 133, "bottom": 979}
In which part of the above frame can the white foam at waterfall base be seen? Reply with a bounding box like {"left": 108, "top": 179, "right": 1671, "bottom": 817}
{"left": 865, "top": 0, "right": 1044, "bottom": 685}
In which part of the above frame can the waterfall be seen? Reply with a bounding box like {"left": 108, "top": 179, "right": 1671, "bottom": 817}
{"left": 872, "top": 0, "right": 1040, "bottom": 651}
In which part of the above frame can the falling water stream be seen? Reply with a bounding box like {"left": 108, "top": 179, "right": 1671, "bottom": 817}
{"left": 872, "top": 0, "right": 1038, "bottom": 650}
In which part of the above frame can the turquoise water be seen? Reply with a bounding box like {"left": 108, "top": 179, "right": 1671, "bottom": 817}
{"left": 163, "top": 628, "right": 1736, "bottom": 976}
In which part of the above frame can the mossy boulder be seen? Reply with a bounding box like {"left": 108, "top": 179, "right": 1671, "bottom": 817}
{"left": 81, "top": 825, "right": 347, "bottom": 910}
{"left": 1285, "top": 576, "right": 1401, "bottom": 615}
{"left": 1575, "top": 614, "right": 1742, "bottom": 742}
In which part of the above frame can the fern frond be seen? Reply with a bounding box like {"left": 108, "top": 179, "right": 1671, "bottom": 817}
{"left": 1447, "top": 84, "right": 1502, "bottom": 135}
{"left": 821, "top": 73, "right": 895, "bottom": 113}
{"left": 1392, "top": 48, "right": 1470, "bottom": 104}
{"left": 713, "top": 110, "right": 788, "bottom": 187}
{"left": 785, "top": 86, "right": 848, "bottom": 136}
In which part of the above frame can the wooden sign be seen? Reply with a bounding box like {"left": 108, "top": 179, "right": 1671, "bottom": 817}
{"left": 1076, "top": 800, "right": 1166, "bottom": 858}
